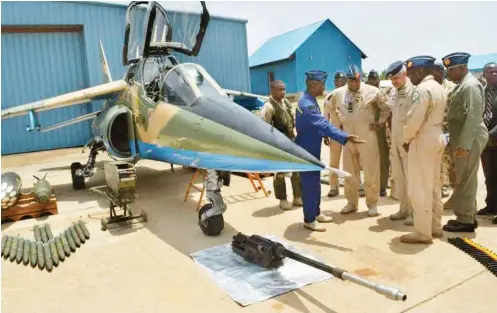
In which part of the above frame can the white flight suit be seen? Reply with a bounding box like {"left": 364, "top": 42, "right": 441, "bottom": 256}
{"left": 403, "top": 75, "right": 447, "bottom": 240}
{"left": 332, "top": 84, "right": 391, "bottom": 215}
{"left": 390, "top": 79, "right": 415, "bottom": 220}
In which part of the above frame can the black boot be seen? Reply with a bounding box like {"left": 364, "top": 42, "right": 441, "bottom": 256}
{"left": 476, "top": 206, "right": 497, "bottom": 216}
{"left": 443, "top": 220, "right": 476, "bottom": 232}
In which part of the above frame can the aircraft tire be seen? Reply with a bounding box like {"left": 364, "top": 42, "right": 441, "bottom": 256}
{"left": 70, "top": 162, "right": 85, "bottom": 190}
{"left": 198, "top": 204, "right": 224, "bottom": 236}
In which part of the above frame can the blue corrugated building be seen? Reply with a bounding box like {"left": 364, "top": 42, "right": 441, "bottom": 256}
{"left": 249, "top": 19, "right": 366, "bottom": 95}
{"left": 1, "top": 1, "right": 250, "bottom": 155}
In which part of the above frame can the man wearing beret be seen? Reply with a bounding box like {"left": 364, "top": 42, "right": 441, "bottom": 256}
{"left": 295, "top": 70, "right": 365, "bottom": 231}
{"left": 432, "top": 62, "right": 457, "bottom": 198}
{"left": 324, "top": 71, "right": 347, "bottom": 198}
{"left": 442, "top": 52, "right": 488, "bottom": 233}
{"left": 401, "top": 56, "right": 447, "bottom": 244}
{"left": 385, "top": 61, "right": 415, "bottom": 226}
{"left": 476, "top": 62, "right": 497, "bottom": 217}
{"left": 367, "top": 70, "right": 392, "bottom": 198}
{"left": 331, "top": 65, "right": 391, "bottom": 217}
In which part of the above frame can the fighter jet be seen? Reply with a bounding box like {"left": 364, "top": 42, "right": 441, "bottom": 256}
{"left": 1, "top": 1, "right": 348, "bottom": 235}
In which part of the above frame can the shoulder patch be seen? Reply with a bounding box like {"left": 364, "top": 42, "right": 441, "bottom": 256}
{"left": 307, "top": 105, "right": 318, "bottom": 113}
{"left": 412, "top": 91, "right": 420, "bottom": 103}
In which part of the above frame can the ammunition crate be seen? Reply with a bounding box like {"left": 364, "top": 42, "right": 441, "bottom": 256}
{"left": 104, "top": 161, "right": 136, "bottom": 204}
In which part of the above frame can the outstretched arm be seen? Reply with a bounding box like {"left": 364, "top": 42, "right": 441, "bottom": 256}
{"left": 299, "top": 103, "right": 349, "bottom": 145}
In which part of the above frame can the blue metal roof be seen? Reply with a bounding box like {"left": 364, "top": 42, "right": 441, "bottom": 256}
{"left": 468, "top": 53, "right": 497, "bottom": 70}
{"left": 249, "top": 19, "right": 366, "bottom": 68}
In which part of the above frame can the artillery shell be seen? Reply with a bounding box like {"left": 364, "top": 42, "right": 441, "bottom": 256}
{"left": 73, "top": 222, "right": 86, "bottom": 243}
{"left": 39, "top": 226, "right": 48, "bottom": 243}
{"left": 69, "top": 226, "right": 81, "bottom": 247}
{"left": 9, "top": 236, "right": 18, "bottom": 262}
{"left": 54, "top": 237, "right": 65, "bottom": 261}
{"left": 49, "top": 240, "right": 59, "bottom": 266}
{"left": 60, "top": 232, "right": 72, "bottom": 255}
{"left": 44, "top": 224, "right": 54, "bottom": 240}
{"left": 78, "top": 220, "right": 90, "bottom": 239}
{"left": 64, "top": 229, "right": 76, "bottom": 252}
{"left": 16, "top": 237, "right": 24, "bottom": 263}
{"left": 30, "top": 241, "right": 37, "bottom": 267}
{"left": 43, "top": 243, "right": 52, "bottom": 271}
{"left": 4, "top": 236, "right": 13, "bottom": 259}
{"left": 37, "top": 242, "right": 45, "bottom": 269}
{"left": 1, "top": 235, "right": 7, "bottom": 256}
{"left": 33, "top": 225, "right": 42, "bottom": 242}
{"left": 23, "top": 239, "right": 30, "bottom": 265}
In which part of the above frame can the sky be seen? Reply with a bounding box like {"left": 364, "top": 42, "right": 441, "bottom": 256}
{"left": 123, "top": 0, "right": 497, "bottom": 72}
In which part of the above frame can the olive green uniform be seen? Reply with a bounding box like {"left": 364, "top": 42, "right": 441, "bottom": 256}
{"left": 441, "top": 79, "right": 457, "bottom": 188}
{"left": 260, "top": 97, "right": 302, "bottom": 200}
{"left": 374, "top": 106, "right": 391, "bottom": 192}
{"left": 445, "top": 73, "right": 489, "bottom": 224}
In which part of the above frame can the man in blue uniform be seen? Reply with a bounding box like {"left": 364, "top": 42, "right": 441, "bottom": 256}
{"left": 295, "top": 70, "right": 366, "bottom": 231}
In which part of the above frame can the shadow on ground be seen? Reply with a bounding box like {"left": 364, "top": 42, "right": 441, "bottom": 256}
{"left": 283, "top": 223, "right": 353, "bottom": 252}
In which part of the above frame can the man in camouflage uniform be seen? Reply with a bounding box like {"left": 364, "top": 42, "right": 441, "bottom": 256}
{"left": 432, "top": 62, "right": 457, "bottom": 198}
{"left": 366, "top": 70, "right": 391, "bottom": 197}
{"left": 260, "top": 80, "right": 303, "bottom": 210}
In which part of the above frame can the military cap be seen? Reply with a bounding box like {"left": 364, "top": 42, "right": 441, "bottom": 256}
{"left": 334, "top": 71, "right": 346, "bottom": 80}
{"left": 434, "top": 61, "right": 444, "bottom": 71}
{"left": 385, "top": 60, "right": 405, "bottom": 77}
{"left": 405, "top": 55, "right": 436, "bottom": 69}
{"left": 346, "top": 64, "right": 361, "bottom": 79}
{"left": 367, "top": 70, "right": 379, "bottom": 80}
{"left": 305, "top": 70, "right": 328, "bottom": 82}
{"left": 441, "top": 52, "right": 471, "bottom": 68}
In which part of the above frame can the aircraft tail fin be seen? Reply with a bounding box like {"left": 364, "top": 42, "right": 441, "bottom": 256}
{"left": 99, "top": 40, "right": 112, "bottom": 83}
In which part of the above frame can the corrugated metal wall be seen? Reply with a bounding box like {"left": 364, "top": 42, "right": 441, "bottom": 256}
{"left": 250, "top": 59, "right": 297, "bottom": 95}
{"left": 1, "top": 1, "right": 250, "bottom": 155}
{"left": 296, "top": 21, "right": 363, "bottom": 92}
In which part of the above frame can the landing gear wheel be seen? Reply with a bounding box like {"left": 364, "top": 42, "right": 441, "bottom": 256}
{"left": 198, "top": 204, "right": 224, "bottom": 236}
{"left": 71, "top": 162, "right": 86, "bottom": 190}
{"left": 141, "top": 210, "right": 147, "bottom": 222}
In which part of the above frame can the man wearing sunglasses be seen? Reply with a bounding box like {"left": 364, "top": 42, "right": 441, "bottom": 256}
{"left": 442, "top": 52, "right": 488, "bottom": 233}
{"left": 331, "top": 65, "right": 391, "bottom": 217}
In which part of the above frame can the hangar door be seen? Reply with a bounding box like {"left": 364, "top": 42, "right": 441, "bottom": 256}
{"left": 1, "top": 26, "right": 91, "bottom": 155}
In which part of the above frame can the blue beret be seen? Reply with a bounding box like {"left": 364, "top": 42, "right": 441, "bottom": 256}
{"left": 334, "top": 71, "right": 346, "bottom": 80}
{"left": 385, "top": 60, "right": 405, "bottom": 77}
{"left": 346, "top": 64, "right": 361, "bottom": 79}
{"left": 405, "top": 55, "right": 436, "bottom": 69}
{"left": 305, "top": 70, "right": 328, "bottom": 82}
{"left": 441, "top": 52, "right": 470, "bottom": 68}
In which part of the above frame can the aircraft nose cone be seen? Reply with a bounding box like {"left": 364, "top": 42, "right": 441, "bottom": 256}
{"left": 183, "top": 95, "right": 326, "bottom": 172}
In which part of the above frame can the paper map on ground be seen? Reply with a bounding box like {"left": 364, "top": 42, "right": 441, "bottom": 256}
{"left": 190, "top": 234, "right": 333, "bottom": 306}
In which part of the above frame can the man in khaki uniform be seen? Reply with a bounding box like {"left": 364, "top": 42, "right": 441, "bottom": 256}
{"left": 385, "top": 61, "right": 415, "bottom": 225}
{"left": 442, "top": 53, "right": 488, "bottom": 233}
{"left": 331, "top": 65, "right": 391, "bottom": 217}
{"left": 432, "top": 62, "right": 457, "bottom": 198}
{"left": 400, "top": 56, "right": 447, "bottom": 244}
{"left": 324, "top": 71, "right": 347, "bottom": 197}
{"left": 260, "top": 80, "right": 303, "bottom": 210}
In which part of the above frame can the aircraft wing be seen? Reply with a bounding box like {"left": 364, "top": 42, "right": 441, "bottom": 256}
{"left": 223, "top": 89, "right": 268, "bottom": 111}
{"left": 222, "top": 89, "right": 268, "bottom": 100}
{"left": 1, "top": 80, "right": 128, "bottom": 119}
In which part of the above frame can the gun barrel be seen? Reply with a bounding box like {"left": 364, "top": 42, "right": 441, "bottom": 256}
{"left": 283, "top": 249, "right": 406, "bottom": 301}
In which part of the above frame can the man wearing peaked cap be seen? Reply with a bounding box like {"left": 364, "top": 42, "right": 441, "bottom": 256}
{"left": 385, "top": 60, "right": 415, "bottom": 225}
{"left": 367, "top": 69, "right": 391, "bottom": 198}
{"left": 295, "top": 70, "right": 365, "bottom": 232}
{"left": 323, "top": 70, "right": 348, "bottom": 197}
{"left": 400, "top": 55, "right": 447, "bottom": 244}
{"left": 441, "top": 52, "right": 489, "bottom": 232}
{"left": 328, "top": 64, "right": 391, "bottom": 217}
